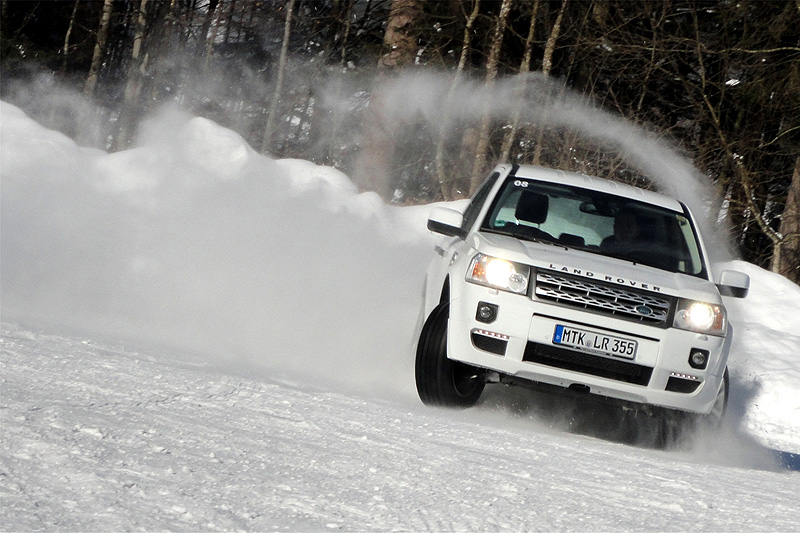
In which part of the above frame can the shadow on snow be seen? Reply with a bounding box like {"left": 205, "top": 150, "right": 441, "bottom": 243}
{"left": 477, "top": 383, "right": 799, "bottom": 473}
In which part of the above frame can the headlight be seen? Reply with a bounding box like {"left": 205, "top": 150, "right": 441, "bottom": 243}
{"left": 673, "top": 299, "right": 727, "bottom": 336}
{"left": 466, "top": 254, "right": 530, "bottom": 294}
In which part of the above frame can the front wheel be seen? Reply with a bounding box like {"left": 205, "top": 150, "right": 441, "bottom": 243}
{"left": 656, "top": 368, "right": 730, "bottom": 448}
{"left": 694, "top": 367, "right": 729, "bottom": 430}
{"left": 415, "top": 303, "right": 485, "bottom": 407}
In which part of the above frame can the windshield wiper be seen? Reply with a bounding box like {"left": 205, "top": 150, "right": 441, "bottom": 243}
{"left": 485, "top": 227, "right": 562, "bottom": 247}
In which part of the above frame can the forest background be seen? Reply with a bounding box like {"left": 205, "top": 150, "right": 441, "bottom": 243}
{"left": 1, "top": 0, "right": 798, "bottom": 283}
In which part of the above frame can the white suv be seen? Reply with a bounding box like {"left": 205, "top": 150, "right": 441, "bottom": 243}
{"left": 416, "top": 164, "right": 750, "bottom": 426}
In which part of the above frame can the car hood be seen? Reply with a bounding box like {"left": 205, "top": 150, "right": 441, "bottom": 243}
{"left": 471, "top": 231, "right": 721, "bottom": 302}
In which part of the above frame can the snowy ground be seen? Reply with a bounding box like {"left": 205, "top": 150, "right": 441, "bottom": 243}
{"left": 3, "top": 323, "right": 800, "bottom": 532}
{"left": 2, "top": 100, "right": 800, "bottom": 530}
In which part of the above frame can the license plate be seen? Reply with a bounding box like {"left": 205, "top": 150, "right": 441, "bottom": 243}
{"left": 553, "top": 325, "right": 638, "bottom": 360}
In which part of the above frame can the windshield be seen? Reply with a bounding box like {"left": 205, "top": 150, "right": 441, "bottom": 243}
{"left": 480, "top": 177, "right": 706, "bottom": 277}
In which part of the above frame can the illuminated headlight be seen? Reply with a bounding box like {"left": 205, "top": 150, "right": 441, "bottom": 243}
{"left": 466, "top": 254, "right": 530, "bottom": 295}
{"left": 673, "top": 299, "right": 727, "bottom": 336}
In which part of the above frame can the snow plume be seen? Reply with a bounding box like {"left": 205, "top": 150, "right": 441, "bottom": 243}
{"left": 0, "top": 101, "right": 431, "bottom": 400}
{"left": 348, "top": 71, "right": 730, "bottom": 259}
{"left": 365, "top": 71, "right": 710, "bottom": 200}
{"left": 4, "top": 67, "right": 731, "bottom": 258}
{"left": 1, "top": 68, "right": 114, "bottom": 149}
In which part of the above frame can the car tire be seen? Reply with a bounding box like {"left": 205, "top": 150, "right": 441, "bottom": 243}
{"left": 687, "top": 367, "right": 729, "bottom": 434}
{"left": 653, "top": 408, "right": 689, "bottom": 449}
{"left": 415, "top": 303, "right": 485, "bottom": 407}
{"left": 705, "top": 367, "right": 730, "bottom": 425}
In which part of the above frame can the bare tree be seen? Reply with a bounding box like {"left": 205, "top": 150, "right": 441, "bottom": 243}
{"left": 84, "top": 0, "right": 114, "bottom": 96}
{"left": 61, "top": 0, "right": 80, "bottom": 72}
{"left": 434, "top": 0, "right": 481, "bottom": 200}
{"left": 499, "top": 0, "right": 540, "bottom": 163}
{"left": 772, "top": 157, "right": 800, "bottom": 282}
{"left": 336, "top": 0, "right": 355, "bottom": 68}
{"left": 114, "top": 0, "right": 150, "bottom": 149}
{"left": 531, "top": 0, "right": 567, "bottom": 166}
{"left": 469, "top": 0, "right": 513, "bottom": 193}
{"left": 222, "top": 0, "right": 236, "bottom": 45}
{"left": 197, "top": 0, "right": 220, "bottom": 55}
{"left": 378, "top": 0, "right": 423, "bottom": 69}
{"left": 354, "top": 0, "right": 423, "bottom": 198}
{"left": 204, "top": 0, "right": 225, "bottom": 61}
{"left": 261, "top": 0, "right": 296, "bottom": 154}
{"left": 541, "top": 0, "right": 567, "bottom": 75}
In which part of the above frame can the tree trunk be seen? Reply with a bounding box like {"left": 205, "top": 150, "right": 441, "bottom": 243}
{"left": 141, "top": 1, "right": 176, "bottom": 106}
{"left": 84, "top": 0, "right": 114, "bottom": 96}
{"left": 469, "top": 0, "right": 513, "bottom": 193}
{"left": 353, "top": 0, "right": 423, "bottom": 198}
{"left": 223, "top": 0, "right": 236, "bottom": 44}
{"left": 541, "top": 0, "right": 567, "bottom": 75}
{"left": 173, "top": 0, "right": 189, "bottom": 44}
{"left": 435, "top": 0, "right": 481, "bottom": 200}
{"left": 260, "top": 0, "right": 296, "bottom": 154}
{"left": 61, "top": 0, "right": 80, "bottom": 71}
{"left": 339, "top": 0, "right": 355, "bottom": 68}
{"left": 378, "top": 0, "right": 423, "bottom": 70}
{"left": 532, "top": 0, "right": 567, "bottom": 165}
{"left": 205, "top": 0, "right": 224, "bottom": 61}
{"left": 500, "top": 0, "right": 540, "bottom": 163}
{"left": 113, "top": 0, "right": 150, "bottom": 150}
{"left": 197, "top": 0, "right": 219, "bottom": 55}
{"left": 309, "top": 0, "right": 355, "bottom": 164}
{"left": 772, "top": 156, "right": 800, "bottom": 283}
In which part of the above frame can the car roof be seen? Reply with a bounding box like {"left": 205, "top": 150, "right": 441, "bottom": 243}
{"left": 511, "top": 164, "right": 684, "bottom": 212}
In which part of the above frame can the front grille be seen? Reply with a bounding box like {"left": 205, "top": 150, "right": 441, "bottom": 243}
{"left": 534, "top": 271, "right": 673, "bottom": 325}
{"left": 523, "top": 342, "right": 653, "bottom": 386}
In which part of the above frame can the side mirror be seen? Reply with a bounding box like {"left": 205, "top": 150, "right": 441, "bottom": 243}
{"left": 717, "top": 270, "right": 750, "bottom": 298}
{"left": 427, "top": 206, "right": 465, "bottom": 238}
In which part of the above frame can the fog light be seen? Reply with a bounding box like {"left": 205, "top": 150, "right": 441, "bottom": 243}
{"left": 689, "top": 348, "right": 709, "bottom": 369}
{"left": 476, "top": 302, "right": 498, "bottom": 323}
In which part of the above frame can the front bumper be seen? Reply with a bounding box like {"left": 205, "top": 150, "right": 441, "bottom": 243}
{"left": 447, "top": 281, "right": 730, "bottom": 414}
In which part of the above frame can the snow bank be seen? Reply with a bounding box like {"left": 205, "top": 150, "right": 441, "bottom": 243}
{"left": 723, "top": 261, "right": 800, "bottom": 452}
{"left": 1, "top": 101, "right": 431, "bottom": 401}
{"left": 2, "top": 101, "right": 799, "bottom": 452}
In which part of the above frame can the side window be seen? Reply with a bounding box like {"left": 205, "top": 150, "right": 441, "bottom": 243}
{"left": 461, "top": 172, "right": 500, "bottom": 233}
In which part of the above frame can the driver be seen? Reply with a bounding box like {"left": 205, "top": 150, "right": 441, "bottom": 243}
{"left": 601, "top": 209, "right": 641, "bottom": 252}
